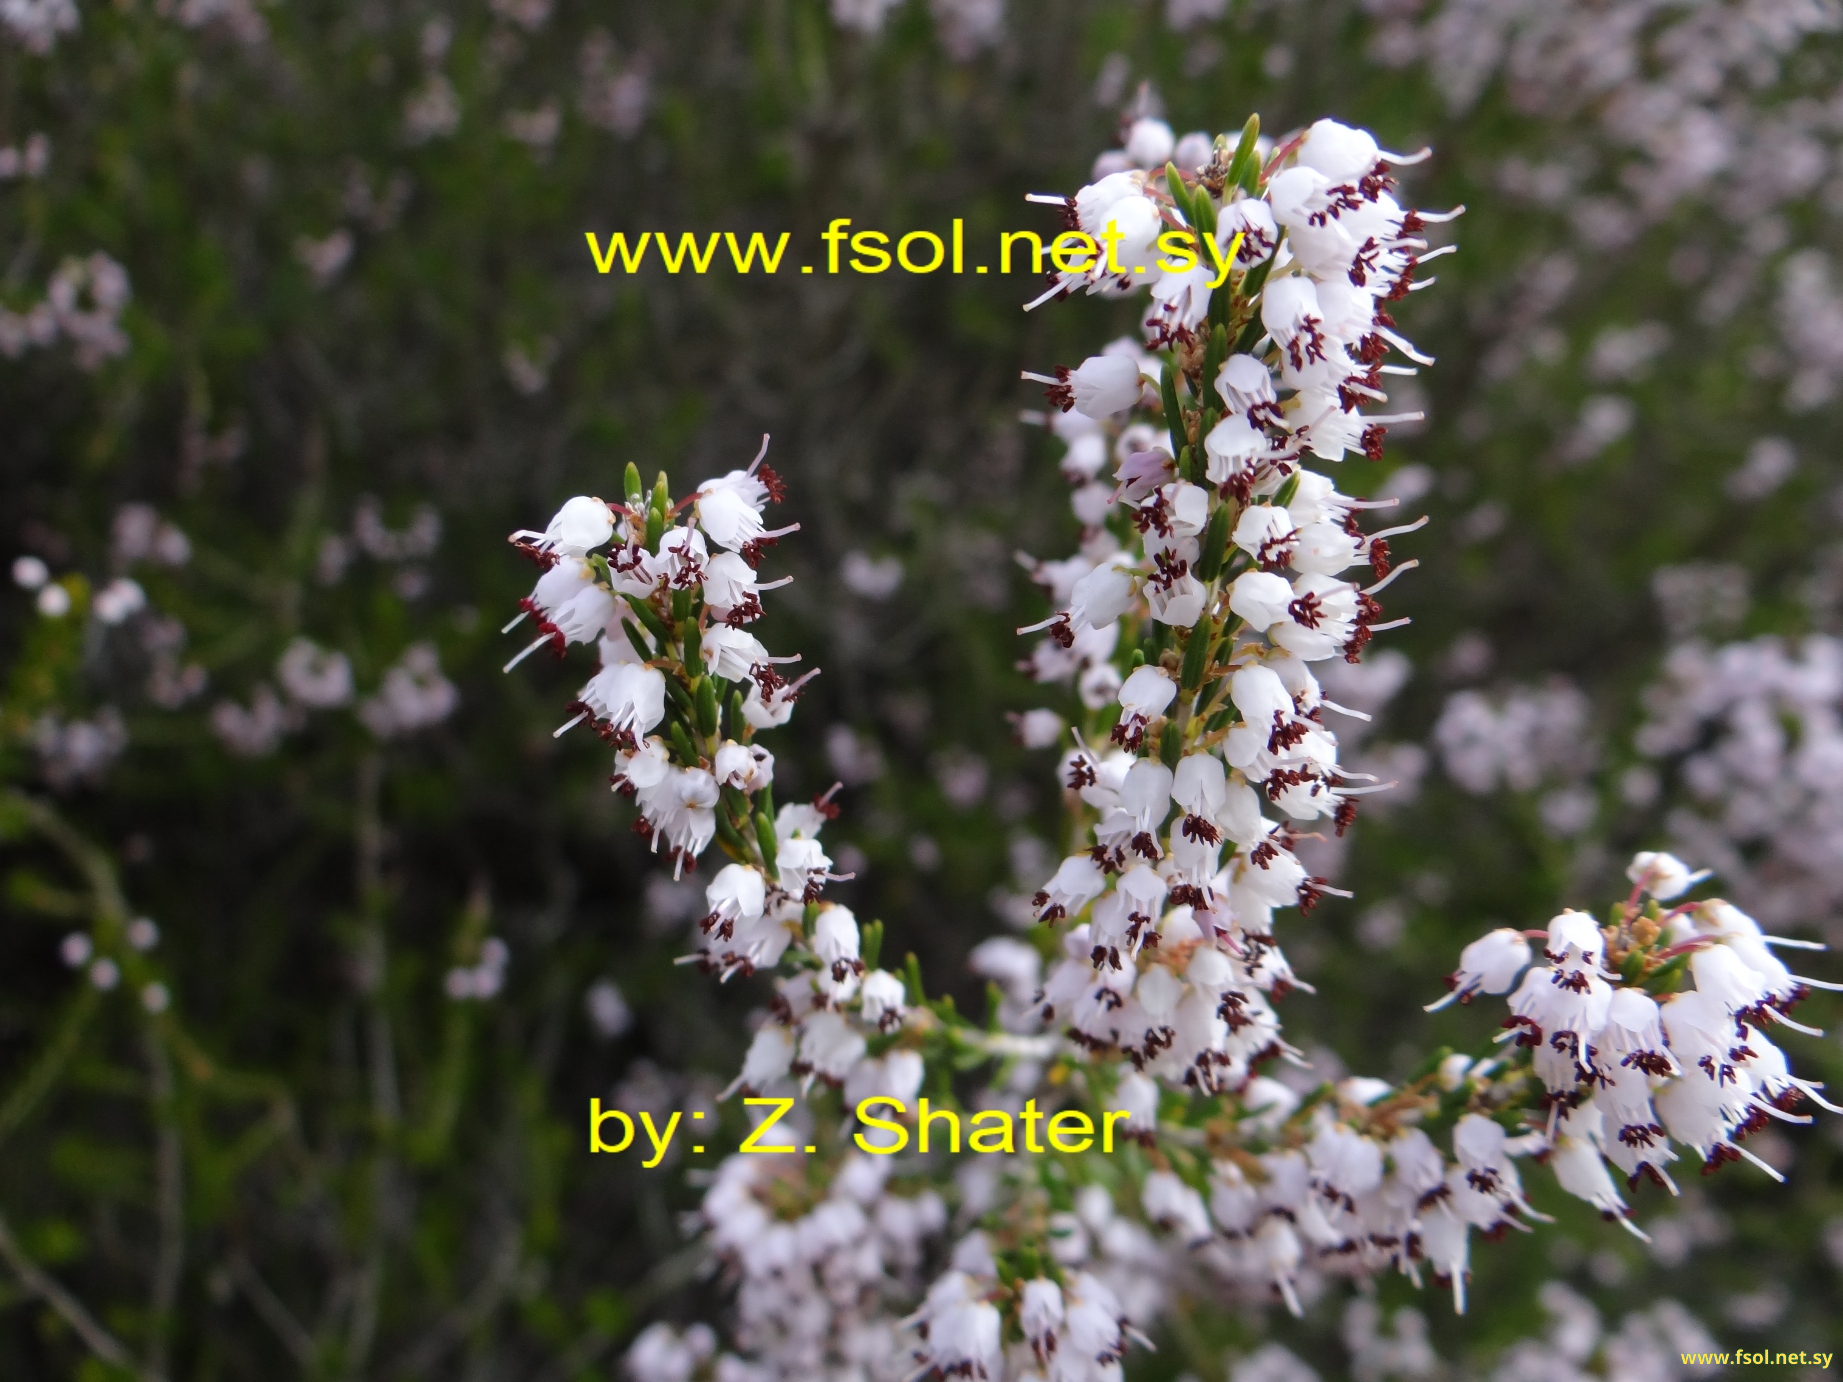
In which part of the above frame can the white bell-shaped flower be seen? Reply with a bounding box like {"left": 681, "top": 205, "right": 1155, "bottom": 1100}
{"left": 1069, "top": 353, "right": 1144, "bottom": 418}
{"left": 536, "top": 495, "right": 614, "bottom": 556}
{"left": 1232, "top": 503, "right": 1297, "bottom": 565}
{"left": 1626, "top": 850, "right": 1706, "bottom": 901}
{"left": 1067, "top": 559, "right": 1138, "bottom": 630}
{"left": 1427, "top": 927, "right": 1532, "bottom": 1011}
{"left": 1229, "top": 570, "right": 1294, "bottom": 631}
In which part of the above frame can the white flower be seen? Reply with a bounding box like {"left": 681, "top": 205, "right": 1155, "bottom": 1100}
{"left": 1419, "top": 1201, "right": 1471, "bottom": 1313}
{"left": 1550, "top": 1104, "right": 1640, "bottom": 1233}
{"left": 648, "top": 525, "right": 708, "bottom": 589}
{"left": 1111, "top": 1068, "right": 1159, "bottom": 1132}
{"left": 1171, "top": 751, "right": 1227, "bottom": 823}
{"left": 1060, "top": 1274, "right": 1129, "bottom": 1373}
{"left": 1270, "top": 573, "right": 1359, "bottom": 661}
{"left": 702, "top": 551, "right": 768, "bottom": 618}
{"left": 1447, "top": 1113, "right": 1532, "bottom": 1236}
{"left": 795, "top": 1009, "right": 866, "bottom": 1083}
{"left": 1295, "top": 118, "right": 1384, "bottom": 182}
{"left": 585, "top": 979, "right": 632, "bottom": 1039}
{"left": 91, "top": 578, "right": 145, "bottom": 624}
{"left": 277, "top": 637, "right": 353, "bottom": 708}
{"left": 1124, "top": 117, "right": 1175, "bottom": 169}
{"left": 696, "top": 472, "right": 774, "bottom": 552}
{"left": 1148, "top": 259, "right": 1213, "bottom": 331}
{"left": 1160, "top": 481, "right": 1211, "bottom": 537}
{"left": 535, "top": 495, "right": 614, "bottom": 555}
{"left": 1289, "top": 522, "right": 1366, "bottom": 576}
{"left": 914, "top": 1292, "right": 1002, "bottom": 1381}
{"left": 859, "top": 969, "right": 907, "bottom": 1030}
{"left": 724, "top": 1025, "right": 795, "bottom": 1100}
{"left": 1066, "top": 560, "right": 1137, "bottom": 630}
{"left": 1685, "top": 943, "right": 1773, "bottom": 1021}
{"left": 627, "top": 1323, "right": 717, "bottom": 1382}
{"left": 741, "top": 672, "right": 805, "bottom": 729}
{"left": 812, "top": 904, "right": 862, "bottom": 982}
{"left": 844, "top": 1050, "right": 925, "bottom": 1122}
{"left": 522, "top": 556, "right": 596, "bottom": 622}
{"left": 1261, "top": 275, "right": 1331, "bottom": 374}
{"left": 1427, "top": 928, "right": 1533, "bottom": 1010}
{"left": 613, "top": 737, "right": 672, "bottom": 795}
{"left": 1020, "top": 1277, "right": 1064, "bottom": 1360}
{"left": 1117, "top": 664, "right": 1176, "bottom": 723}
{"left": 1035, "top": 854, "right": 1106, "bottom": 922}
{"left": 1545, "top": 909, "right": 1605, "bottom": 967}
{"left": 712, "top": 739, "right": 773, "bottom": 791}
{"left": 1142, "top": 1171, "right": 1212, "bottom": 1244}
{"left": 1120, "top": 757, "right": 1175, "bottom": 835}
{"left": 1217, "top": 353, "right": 1279, "bottom": 416}
{"left": 1218, "top": 198, "right": 1280, "bottom": 266}
{"left": 1014, "top": 707, "right": 1065, "bottom": 748}
{"left": 1203, "top": 411, "right": 1272, "bottom": 485}
{"left": 636, "top": 765, "right": 719, "bottom": 863}
{"left": 775, "top": 800, "right": 829, "bottom": 843}
{"left": 1148, "top": 568, "right": 1207, "bottom": 627}
{"left": 1232, "top": 503, "right": 1297, "bottom": 566}
{"left": 11, "top": 555, "right": 48, "bottom": 590}
{"left": 703, "top": 863, "right": 766, "bottom": 938}
{"left": 1508, "top": 957, "right": 1611, "bottom": 1096}
{"left": 1231, "top": 663, "right": 1296, "bottom": 738}
{"left": 578, "top": 662, "right": 666, "bottom": 740}
{"left": 360, "top": 643, "right": 460, "bottom": 738}
{"left": 550, "top": 584, "right": 618, "bottom": 646}
{"left": 703, "top": 625, "right": 771, "bottom": 682}
{"left": 776, "top": 834, "right": 832, "bottom": 902}
{"left": 1625, "top": 850, "right": 1705, "bottom": 901}
{"left": 1073, "top": 171, "right": 1145, "bottom": 240}
{"left": 1229, "top": 570, "right": 1295, "bottom": 631}
{"left": 1308, "top": 1122, "right": 1385, "bottom": 1205}
{"left": 1097, "top": 194, "right": 1166, "bottom": 278}
{"left": 1069, "top": 353, "right": 1144, "bottom": 418}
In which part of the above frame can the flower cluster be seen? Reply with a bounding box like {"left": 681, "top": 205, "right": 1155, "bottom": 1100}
{"left": 1633, "top": 633, "right": 1843, "bottom": 932}
{"left": 1368, "top": 0, "right": 1843, "bottom": 406}
{"left": 0, "top": 0, "right": 78, "bottom": 55}
{"left": 568, "top": 116, "right": 1839, "bottom": 1382}
{"left": 1429, "top": 851, "right": 1842, "bottom": 1282}
{"left": 1432, "top": 676, "right": 1600, "bottom": 837}
{"left": 687, "top": 1152, "right": 947, "bottom": 1382}
{"left": 1016, "top": 113, "right": 1441, "bottom": 1032}
{"left": 8, "top": 506, "right": 204, "bottom": 787}
{"left": 502, "top": 440, "right": 829, "bottom": 898}
{"left": 212, "top": 636, "right": 459, "bottom": 757}
{"left": 0, "top": 252, "right": 133, "bottom": 369}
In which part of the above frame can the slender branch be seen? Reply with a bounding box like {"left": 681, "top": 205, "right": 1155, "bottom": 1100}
{"left": 1, "top": 788, "right": 131, "bottom": 925}
{"left": 526, "top": 1243, "right": 709, "bottom": 1382}
{"left": 0, "top": 1206, "right": 166, "bottom": 1382}
{"left": 144, "top": 1029, "right": 185, "bottom": 1378}
{"left": 345, "top": 751, "right": 398, "bottom": 1381}
{"left": 385, "top": 1221, "right": 522, "bottom": 1378}
{"left": 228, "top": 1251, "right": 319, "bottom": 1374}
{"left": 0, "top": 985, "right": 99, "bottom": 1153}
{"left": 0, "top": 792, "right": 119, "bottom": 1154}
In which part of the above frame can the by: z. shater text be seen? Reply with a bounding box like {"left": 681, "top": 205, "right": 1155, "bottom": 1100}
{"left": 589, "top": 1097, "right": 1136, "bottom": 1167}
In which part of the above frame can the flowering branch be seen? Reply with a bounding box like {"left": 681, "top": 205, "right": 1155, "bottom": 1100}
{"left": 505, "top": 112, "right": 1838, "bottom": 1382}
